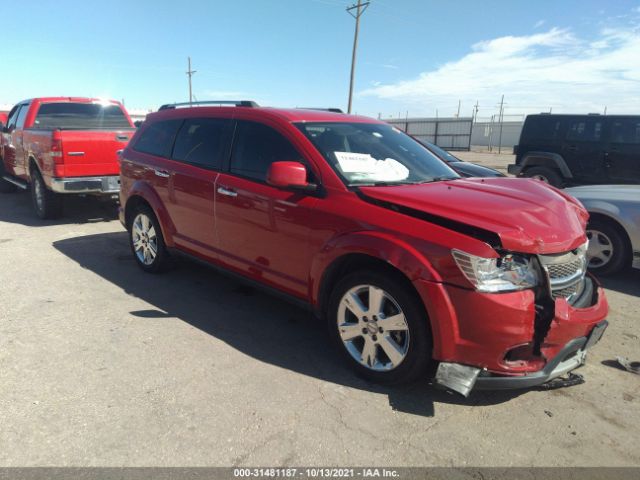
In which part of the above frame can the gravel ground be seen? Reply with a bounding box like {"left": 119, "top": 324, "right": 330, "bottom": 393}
{"left": 0, "top": 173, "right": 638, "bottom": 467}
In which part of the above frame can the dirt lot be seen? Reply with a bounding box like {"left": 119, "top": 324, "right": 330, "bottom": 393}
{"left": 0, "top": 165, "right": 639, "bottom": 466}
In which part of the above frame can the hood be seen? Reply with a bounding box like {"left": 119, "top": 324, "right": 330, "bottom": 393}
{"left": 359, "top": 177, "right": 588, "bottom": 254}
{"left": 565, "top": 184, "right": 640, "bottom": 202}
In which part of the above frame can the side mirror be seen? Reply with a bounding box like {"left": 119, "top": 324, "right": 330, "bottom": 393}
{"left": 267, "top": 161, "right": 316, "bottom": 191}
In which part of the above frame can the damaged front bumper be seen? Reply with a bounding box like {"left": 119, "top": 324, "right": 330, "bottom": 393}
{"left": 416, "top": 274, "right": 609, "bottom": 396}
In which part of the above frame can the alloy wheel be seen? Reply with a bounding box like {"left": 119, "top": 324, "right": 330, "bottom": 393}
{"left": 132, "top": 213, "right": 158, "bottom": 266}
{"left": 586, "top": 229, "right": 613, "bottom": 268}
{"left": 336, "top": 284, "right": 410, "bottom": 371}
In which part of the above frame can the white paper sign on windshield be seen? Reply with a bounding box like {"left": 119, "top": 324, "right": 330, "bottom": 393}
{"left": 334, "top": 152, "right": 409, "bottom": 181}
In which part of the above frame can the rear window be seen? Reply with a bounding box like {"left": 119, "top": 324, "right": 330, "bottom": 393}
{"left": 133, "top": 119, "right": 183, "bottom": 158}
{"left": 610, "top": 119, "right": 640, "bottom": 145}
{"left": 33, "top": 102, "right": 132, "bottom": 130}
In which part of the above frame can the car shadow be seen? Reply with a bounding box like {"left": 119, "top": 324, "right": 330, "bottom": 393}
{"left": 0, "top": 190, "right": 118, "bottom": 227}
{"left": 596, "top": 268, "right": 640, "bottom": 296}
{"left": 53, "top": 231, "right": 526, "bottom": 417}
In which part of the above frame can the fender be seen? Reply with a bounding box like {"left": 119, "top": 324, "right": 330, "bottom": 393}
{"left": 126, "top": 180, "right": 177, "bottom": 247}
{"left": 521, "top": 151, "right": 573, "bottom": 178}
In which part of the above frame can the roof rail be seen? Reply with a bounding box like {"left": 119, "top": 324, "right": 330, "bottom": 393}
{"left": 158, "top": 100, "right": 259, "bottom": 111}
{"left": 299, "top": 108, "right": 344, "bottom": 114}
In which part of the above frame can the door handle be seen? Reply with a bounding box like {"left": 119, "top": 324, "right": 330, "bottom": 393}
{"left": 154, "top": 169, "right": 170, "bottom": 178}
{"left": 217, "top": 186, "right": 238, "bottom": 197}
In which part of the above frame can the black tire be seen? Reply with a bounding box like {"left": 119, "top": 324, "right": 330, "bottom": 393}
{"left": 30, "top": 169, "right": 63, "bottom": 219}
{"left": 586, "top": 218, "right": 629, "bottom": 276}
{"left": 128, "top": 204, "right": 171, "bottom": 273}
{"left": 327, "top": 270, "right": 432, "bottom": 384}
{"left": 522, "top": 166, "right": 564, "bottom": 188}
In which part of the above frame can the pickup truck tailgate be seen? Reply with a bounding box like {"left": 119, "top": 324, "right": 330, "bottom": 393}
{"left": 61, "top": 129, "right": 135, "bottom": 177}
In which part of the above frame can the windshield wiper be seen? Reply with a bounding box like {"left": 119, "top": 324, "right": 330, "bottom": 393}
{"left": 414, "top": 176, "right": 461, "bottom": 184}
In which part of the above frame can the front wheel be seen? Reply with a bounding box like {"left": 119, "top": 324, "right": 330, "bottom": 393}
{"left": 586, "top": 219, "right": 629, "bottom": 275}
{"left": 522, "top": 166, "right": 564, "bottom": 188}
{"left": 129, "top": 205, "right": 171, "bottom": 273}
{"left": 327, "top": 270, "right": 432, "bottom": 384}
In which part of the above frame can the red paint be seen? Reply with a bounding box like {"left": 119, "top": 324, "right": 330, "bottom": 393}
{"left": 119, "top": 106, "right": 608, "bottom": 379}
{"left": 0, "top": 97, "right": 134, "bottom": 187}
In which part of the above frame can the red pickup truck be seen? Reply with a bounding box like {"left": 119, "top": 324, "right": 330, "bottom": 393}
{"left": 0, "top": 97, "right": 135, "bottom": 218}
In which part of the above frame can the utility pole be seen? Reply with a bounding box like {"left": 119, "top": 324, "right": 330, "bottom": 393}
{"left": 456, "top": 99, "right": 461, "bottom": 118}
{"left": 497, "top": 94, "right": 505, "bottom": 154}
{"left": 186, "top": 57, "right": 196, "bottom": 105}
{"left": 473, "top": 100, "right": 479, "bottom": 123}
{"left": 346, "top": 0, "right": 370, "bottom": 114}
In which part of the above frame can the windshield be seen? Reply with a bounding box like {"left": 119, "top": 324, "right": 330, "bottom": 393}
{"left": 422, "top": 141, "right": 461, "bottom": 163}
{"left": 297, "top": 122, "right": 459, "bottom": 186}
{"left": 33, "top": 102, "right": 132, "bottom": 130}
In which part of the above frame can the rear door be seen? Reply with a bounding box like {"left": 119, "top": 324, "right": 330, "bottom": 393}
{"left": 165, "top": 117, "right": 234, "bottom": 260}
{"left": 561, "top": 116, "right": 606, "bottom": 183}
{"left": 606, "top": 117, "right": 640, "bottom": 183}
{"left": 33, "top": 102, "right": 134, "bottom": 177}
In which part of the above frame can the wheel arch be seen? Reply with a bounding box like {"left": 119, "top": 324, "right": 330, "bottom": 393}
{"left": 521, "top": 152, "right": 572, "bottom": 178}
{"left": 123, "top": 182, "right": 176, "bottom": 247}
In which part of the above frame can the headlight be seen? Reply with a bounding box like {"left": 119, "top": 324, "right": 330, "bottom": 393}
{"left": 452, "top": 249, "right": 539, "bottom": 292}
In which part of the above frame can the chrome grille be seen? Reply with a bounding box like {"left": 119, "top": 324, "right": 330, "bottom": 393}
{"left": 538, "top": 246, "right": 588, "bottom": 302}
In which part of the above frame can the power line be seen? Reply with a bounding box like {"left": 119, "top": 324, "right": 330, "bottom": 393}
{"left": 346, "top": 0, "right": 370, "bottom": 114}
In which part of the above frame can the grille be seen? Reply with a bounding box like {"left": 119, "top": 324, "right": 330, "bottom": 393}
{"left": 539, "top": 248, "right": 587, "bottom": 302}
{"left": 546, "top": 258, "right": 584, "bottom": 281}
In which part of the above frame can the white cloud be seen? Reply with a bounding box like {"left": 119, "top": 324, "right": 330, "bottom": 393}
{"left": 533, "top": 19, "right": 546, "bottom": 29}
{"left": 362, "top": 16, "right": 640, "bottom": 116}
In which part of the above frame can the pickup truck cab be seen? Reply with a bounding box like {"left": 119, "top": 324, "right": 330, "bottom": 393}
{"left": 0, "top": 97, "right": 135, "bottom": 218}
{"left": 119, "top": 101, "right": 609, "bottom": 396}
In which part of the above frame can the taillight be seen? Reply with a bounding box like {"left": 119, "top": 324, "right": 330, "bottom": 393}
{"left": 51, "top": 131, "right": 64, "bottom": 176}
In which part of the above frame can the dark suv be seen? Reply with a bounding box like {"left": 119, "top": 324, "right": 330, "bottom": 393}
{"left": 508, "top": 114, "right": 640, "bottom": 187}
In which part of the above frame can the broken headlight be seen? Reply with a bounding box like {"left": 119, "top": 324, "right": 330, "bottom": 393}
{"left": 451, "top": 250, "right": 540, "bottom": 293}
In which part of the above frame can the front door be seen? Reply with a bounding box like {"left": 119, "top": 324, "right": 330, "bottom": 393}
{"left": 1, "top": 105, "right": 23, "bottom": 176}
{"left": 214, "top": 120, "right": 318, "bottom": 298}
{"left": 606, "top": 117, "right": 640, "bottom": 183}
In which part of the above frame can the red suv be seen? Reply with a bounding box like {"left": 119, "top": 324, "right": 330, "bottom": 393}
{"left": 119, "top": 101, "right": 608, "bottom": 396}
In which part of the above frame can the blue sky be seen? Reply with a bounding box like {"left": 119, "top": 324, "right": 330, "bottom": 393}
{"left": 1, "top": 0, "right": 639, "bottom": 118}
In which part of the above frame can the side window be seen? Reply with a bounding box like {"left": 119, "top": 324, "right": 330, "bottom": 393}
{"left": 15, "top": 105, "right": 29, "bottom": 129}
{"left": 132, "top": 119, "right": 183, "bottom": 157}
{"left": 6, "top": 106, "right": 21, "bottom": 130}
{"left": 566, "top": 118, "right": 602, "bottom": 142}
{"left": 172, "top": 118, "right": 232, "bottom": 169}
{"left": 230, "top": 121, "right": 303, "bottom": 182}
{"left": 523, "top": 117, "right": 561, "bottom": 143}
{"left": 610, "top": 119, "right": 640, "bottom": 145}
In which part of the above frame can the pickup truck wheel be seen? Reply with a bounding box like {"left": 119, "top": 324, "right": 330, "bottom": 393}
{"left": 522, "top": 166, "right": 564, "bottom": 188}
{"left": 586, "top": 219, "right": 629, "bottom": 275}
{"left": 327, "top": 271, "right": 432, "bottom": 384}
{"left": 31, "top": 170, "right": 63, "bottom": 219}
{"left": 129, "top": 206, "right": 170, "bottom": 273}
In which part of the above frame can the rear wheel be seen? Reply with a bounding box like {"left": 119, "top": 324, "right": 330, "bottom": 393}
{"left": 586, "top": 219, "right": 629, "bottom": 276}
{"left": 522, "top": 166, "right": 564, "bottom": 188}
{"left": 31, "top": 169, "right": 63, "bottom": 219}
{"left": 129, "top": 205, "right": 170, "bottom": 273}
{"left": 327, "top": 270, "right": 432, "bottom": 384}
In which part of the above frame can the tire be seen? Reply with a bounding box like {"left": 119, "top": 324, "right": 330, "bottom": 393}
{"left": 129, "top": 204, "right": 171, "bottom": 273}
{"left": 30, "top": 169, "right": 63, "bottom": 219}
{"left": 327, "top": 270, "right": 432, "bottom": 384}
{"left": 522, "top": 166, "right": 564, "bottom": 188}
{"left": 586, "top": 219, "right": 629, "bottom": 276}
